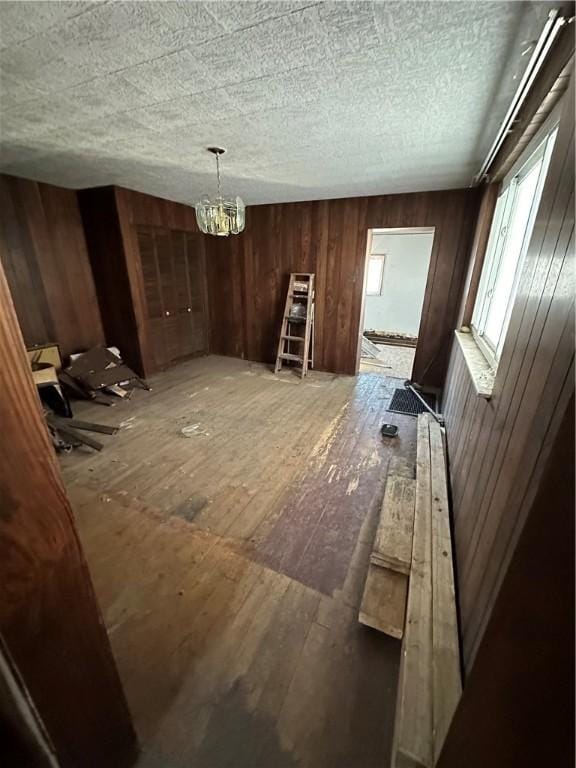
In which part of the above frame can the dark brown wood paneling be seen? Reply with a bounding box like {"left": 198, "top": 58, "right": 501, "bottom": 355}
{"left": 81, "top": 186, "right": 205, "bottom": 377}
{"left": 442, "top": 84, "right": 575, "bottom": 670}
{"left": 0, "top": 175, "right": 105, "bottom": 358}
{"left": 119, "top": 187, "right": 199, "bottom": 232}
{"left": 80, "top": 184, "right": 477, "bottom": 383}
{"left": 78, "top": 187, "right": 144, "bottom": 375}
{"left": 438, "top": 394, "right": 574, "bottom": 768}
{"left": 138, "top": 228, "right": 168, "bottom": 370}
{"left": 206, "top": 188, "right": 479, "bottom": 384}
{"left": 0, "top": 256, "right": 137, "bottom": 766}
{"left": 206, "top": 232, "right": 246, "bottom": 359}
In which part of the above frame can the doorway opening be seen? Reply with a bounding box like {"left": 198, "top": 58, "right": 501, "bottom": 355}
{"left": 359, "top": 227, "right": 435, "bottom": 379}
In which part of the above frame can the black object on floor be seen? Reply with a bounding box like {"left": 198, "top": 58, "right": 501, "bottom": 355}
{"left": 381, "top": 423, "right": 398, "bottom": 438}
{"left": 388, "top": 387, "right": 436, "bottom": 417}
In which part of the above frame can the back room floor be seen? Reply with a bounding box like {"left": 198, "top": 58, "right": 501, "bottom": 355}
{"left": 60, "top": 355, "right": 417, "bottom": 768}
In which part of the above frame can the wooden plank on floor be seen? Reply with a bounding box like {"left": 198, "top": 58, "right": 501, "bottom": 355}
{"left": 392, "top": 414, "right": 433, "bottom": 768}
{"left": 371, "top": 475, "right": 416, "bottom": 575}
{"left": 359, "top": 564, "right": 408, "bottom": 639}
{"left": 429, "top": 419, "right": 461, "bottom": 762}
{"left": 64, "top": 418, "right": 119, "bottom": 435}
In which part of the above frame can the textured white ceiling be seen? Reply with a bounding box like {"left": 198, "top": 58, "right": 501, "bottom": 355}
{"left": 0, "top": 1, "right": 551, "bottom": 205}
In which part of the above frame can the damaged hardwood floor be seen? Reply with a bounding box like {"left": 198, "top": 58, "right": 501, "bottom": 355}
{"left": 61, "top": 355, "right": 417, "bottom": 768}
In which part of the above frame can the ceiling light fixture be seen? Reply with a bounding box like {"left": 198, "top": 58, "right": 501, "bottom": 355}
{"left": 195, "top": 147, "right": 245, "bottom": 237}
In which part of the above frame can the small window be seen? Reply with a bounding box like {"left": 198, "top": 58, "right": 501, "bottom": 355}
{"left": 471, "top": 126, "right": 558, "bottom": 364}
{"left": 366, "top": 255, "right": 385, "bottom": 295}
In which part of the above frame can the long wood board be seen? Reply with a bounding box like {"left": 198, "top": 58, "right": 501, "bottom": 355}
{"left": 429, "top": 419, "right": 461, "bottom": 761}
{"left": 392, "top": 414, "right": 434, "bottom": 768}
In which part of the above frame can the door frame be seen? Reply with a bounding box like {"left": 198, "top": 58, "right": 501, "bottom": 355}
{"left": 355, "top": 226, "right": 436, "bottom": 377}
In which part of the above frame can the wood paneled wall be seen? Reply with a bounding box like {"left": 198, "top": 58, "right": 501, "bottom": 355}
{"left": 116, "top": 187, "right": 200, "bottom": 232}
{"left": 78, "top": 184, "right": 478, "bottom": 383}
{"left": 439, "top": 394, "right": 574, "bottom": 767}
{"left": 0, "top": 254, "right": 136, "bottom": 767}
{"left": 206, "top": 189, "right": 479, "bottom": 385}
{"left": 0, "top": 175, "right": 104, "bottom": 358}
{"left": 115, "top": 187, "right": 202, "bottom": 376}
{"left": 442, "top": 87, "right": 574, "bottom": 670}
{"left": 79, "top": 186, "right": 202, "bottom": 377}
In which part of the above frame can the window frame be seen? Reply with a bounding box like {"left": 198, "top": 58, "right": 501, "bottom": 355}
{"left": 470, "top": 114, "right": 559, "bottom": 366}
{"left": 365, "top": 254, "right": 385, "bottom": 296}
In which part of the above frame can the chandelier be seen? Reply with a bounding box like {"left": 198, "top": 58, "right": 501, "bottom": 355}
{"left": 195, "top": 147, "right": 245, "bottom": 237}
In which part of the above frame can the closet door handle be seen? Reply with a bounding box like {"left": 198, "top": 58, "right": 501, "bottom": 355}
{"left": 187, "top": 307, "right": 191, "bottom": 313}
{"left": 165, "top": 310, "right": 171, "bottom": 316}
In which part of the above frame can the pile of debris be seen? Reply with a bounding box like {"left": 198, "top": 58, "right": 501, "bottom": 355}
{"left": 28, "top": 343, "right": 149, "bottom": 453}
{"left": 361, "top": 336, "right": 382, "bottom": 359}
{"left": 363, "top": 330, "right": 417, "bottom": 348}
{"left": 59, "top": 345, "right": 150, "bottom": 405}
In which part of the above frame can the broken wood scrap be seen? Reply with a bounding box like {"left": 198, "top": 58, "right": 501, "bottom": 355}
{"left": 105, "top": 383, "right": 132, "bottom": 399}
{"left": 65, "top": 346, "right": 121, "bottom": 379}
{"left": 361, "top": 336, "right": 382, "bottom": 359}
{"left": 48, "top": 424, "right": 73, "bottom": 453}
{"left": 58, "top": 370, "right": 115, "bottom": 405}
{"left": 364, "top": 330, "right": 418, "bottom": 348}
{"left": 91, "top": 392, "right": 117, "bottom": 406}
{"left": 46, "top": 415, "right": 104, "bottom": 452}
{"left": 370, "top": 475, "right": 416, "bottom": 574}
{"left": 61, "top": 346, "right": 150, "bottom": 404}
{"left": 79, "top": 364, "right": 138, "bottom": 390}
{"left": 359, "top": 564, "right": 407, "bottom": 639}
{"left": 58, "top": 370, "right": 91, "bottom": 399}
{"left": 62, "top": 418, "right": 119, "bottom": 435}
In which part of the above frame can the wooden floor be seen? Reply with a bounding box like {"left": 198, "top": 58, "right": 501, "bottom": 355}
{"left": 61, "top": 355, "right": 417, "bottom": 768}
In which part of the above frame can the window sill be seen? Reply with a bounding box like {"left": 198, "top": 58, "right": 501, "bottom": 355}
{"left": 454, "top": 330, "right": 495, "bottom": 399}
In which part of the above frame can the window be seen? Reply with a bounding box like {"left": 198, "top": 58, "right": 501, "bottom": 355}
{"left": 472, "top": 126, "right": 557, "bottom": 363}
{"left": 366, "top": 255, "right": 384, "bottom": 295}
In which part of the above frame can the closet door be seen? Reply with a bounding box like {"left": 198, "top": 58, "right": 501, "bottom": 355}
{"left": 172, "top": 230, "right": 197, "bottom": 359}
{"left": 185, "top": 233, "right": 209, "bottom": 355}
{"left": 154, "top": 229, "right": 180, "bottom": 365}
{"left": 138, "top": 227, "right": 208, "bottom": 370}
{"left": 137, "top": 229, "right": 170, "bottom": 369}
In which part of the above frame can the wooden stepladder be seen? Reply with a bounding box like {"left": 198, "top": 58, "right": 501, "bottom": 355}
{"left": 274, "top": 273, "right": 315, "bottom": 377}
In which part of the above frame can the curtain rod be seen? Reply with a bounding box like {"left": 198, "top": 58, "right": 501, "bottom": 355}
{"left": 472, "top": 8, "right": 570, "bottom": 186}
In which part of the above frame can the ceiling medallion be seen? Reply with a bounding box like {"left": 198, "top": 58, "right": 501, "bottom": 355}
{"left": 195, "top": 147, "right": 245, "bottom": 237}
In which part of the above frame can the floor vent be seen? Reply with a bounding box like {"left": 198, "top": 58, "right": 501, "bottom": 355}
{"left": 387, "top": 387, "right": 436, "bottom": 417}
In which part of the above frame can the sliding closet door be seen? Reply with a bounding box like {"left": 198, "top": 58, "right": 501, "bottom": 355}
{"left": 154, "top": 229, "right": 180, "bottom": 364}
{"left": 138, "top": 229, "right": 170, "bottom": 369}
{"left": 185, "top": 233, "right": 209, "bottom": 355}
{"left": 137, "top": 226, "right": 209, "bottom": 370}
{"left": 172, "top": 231, "right": 197, "bottom": 359}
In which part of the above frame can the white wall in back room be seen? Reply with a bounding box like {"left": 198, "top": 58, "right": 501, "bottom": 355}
{"left": 363, "top": 230, "right": 434, "bottom": 337}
